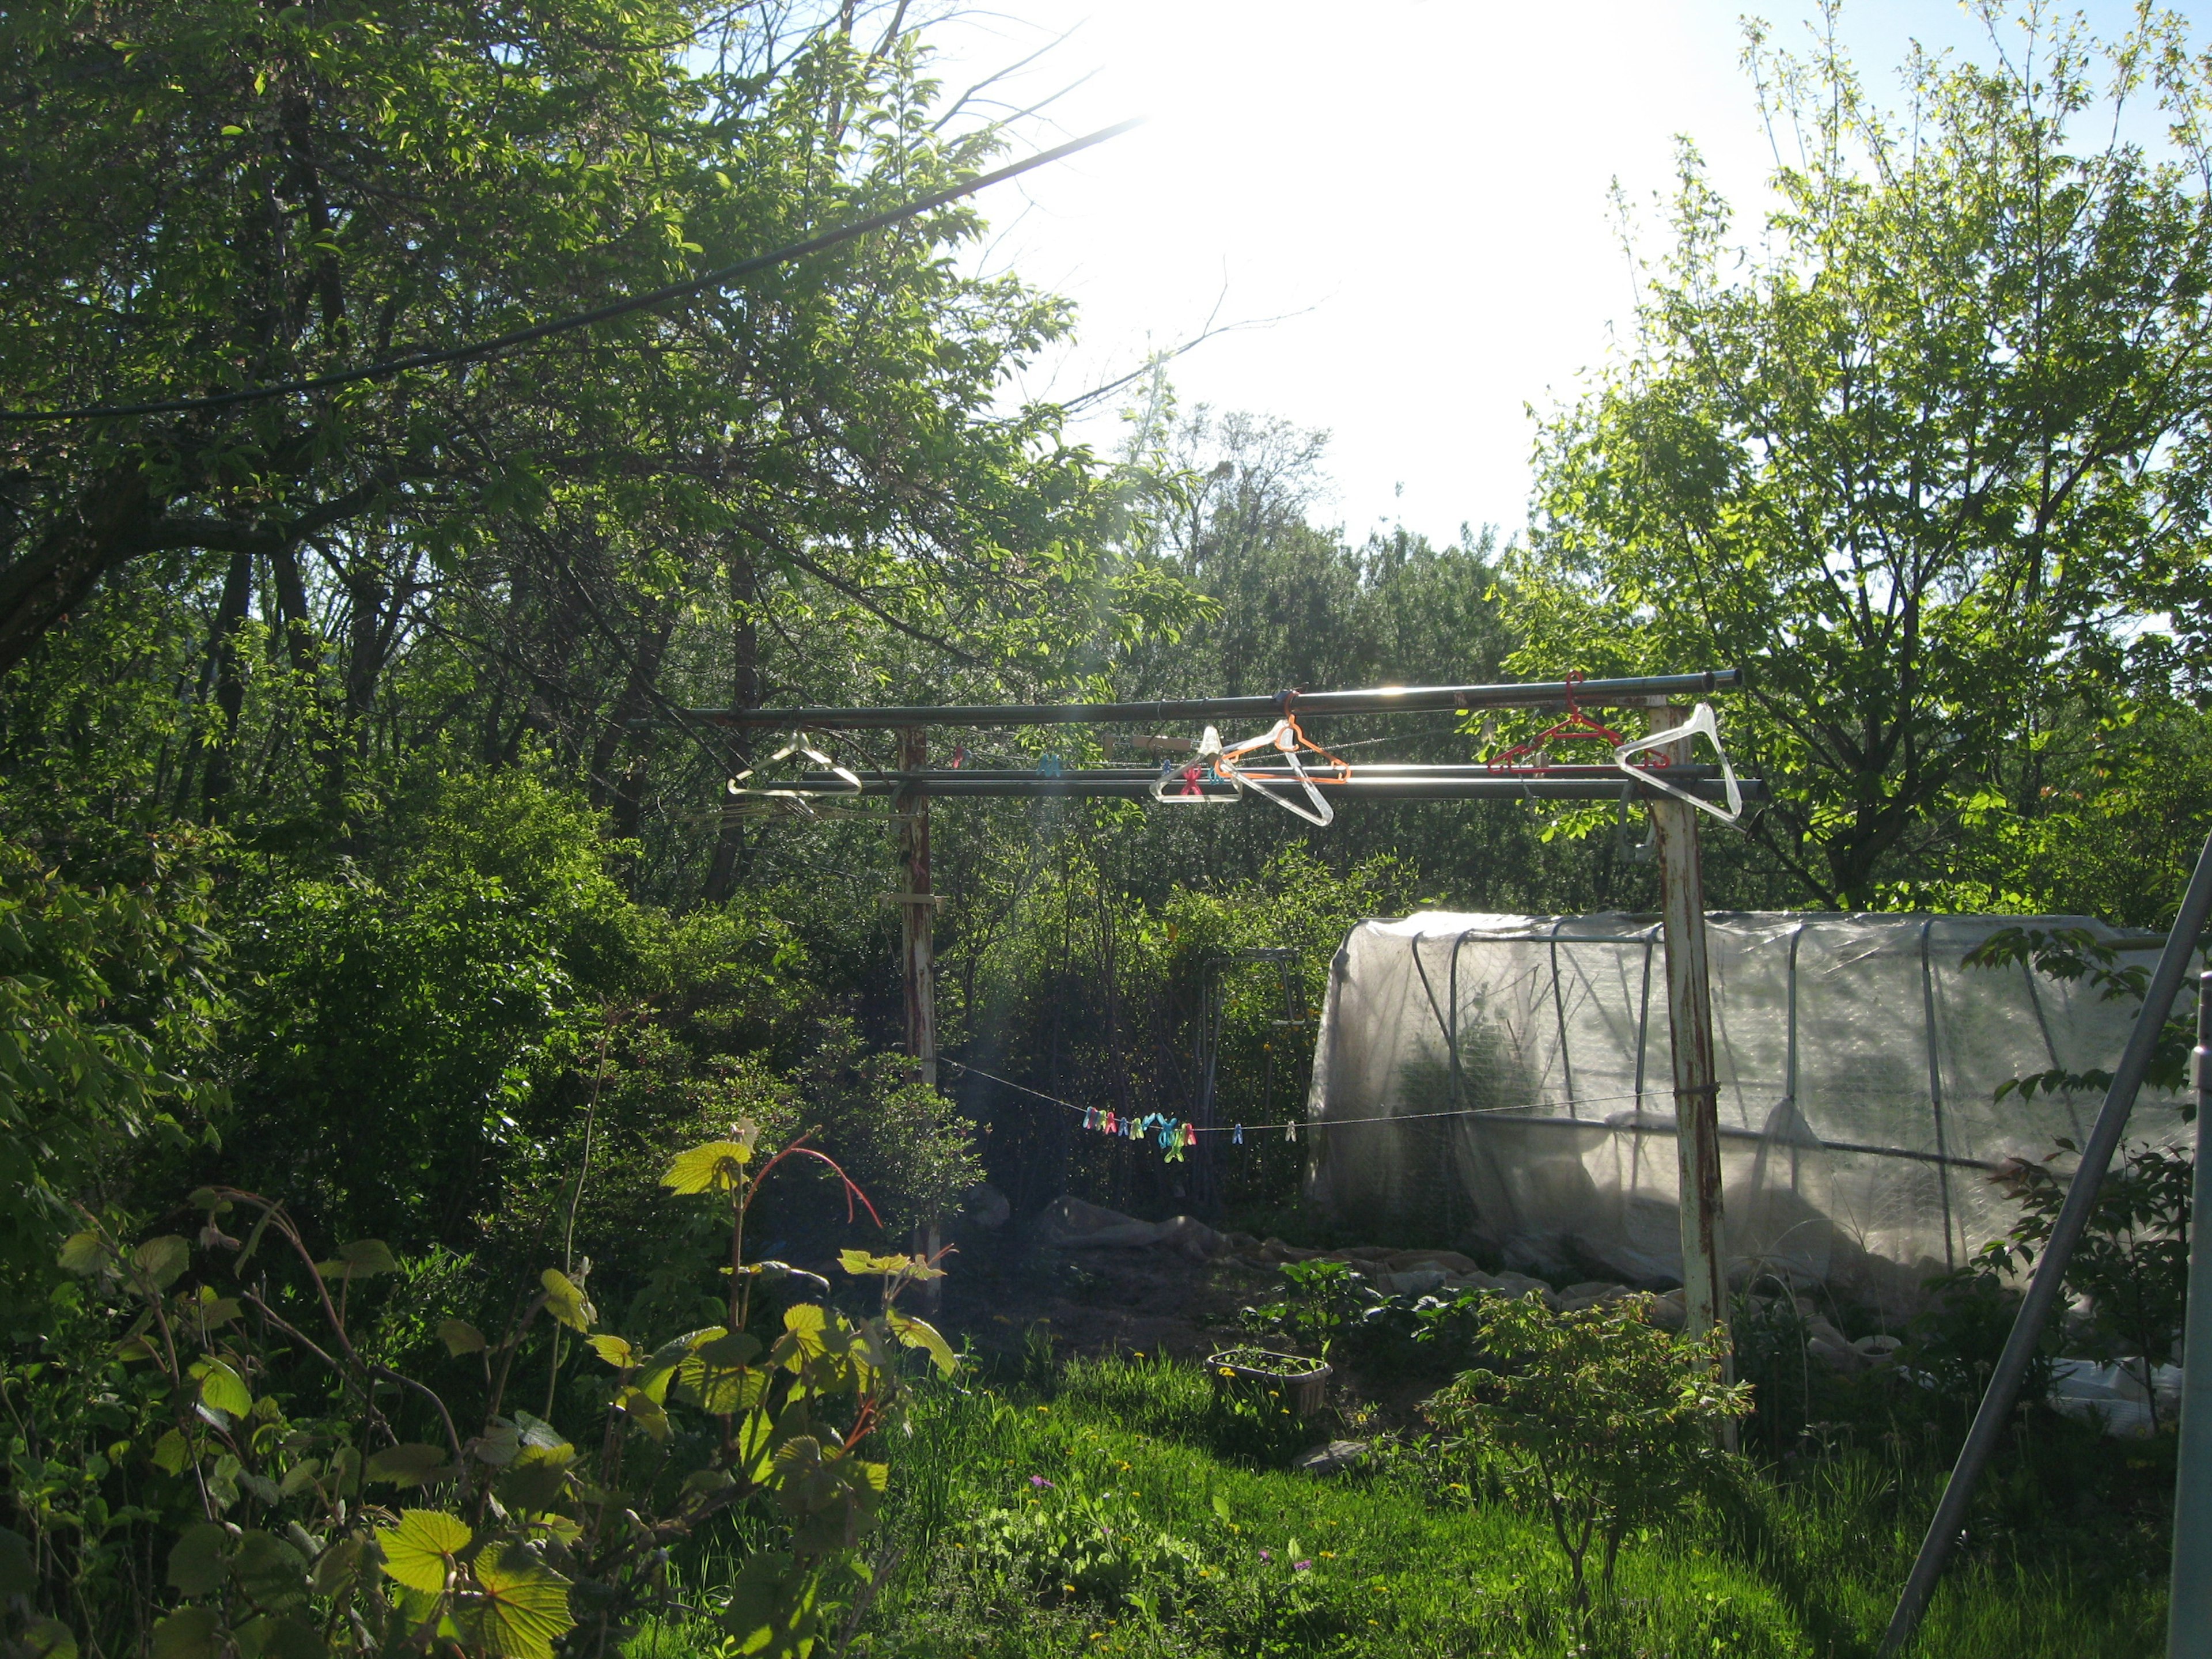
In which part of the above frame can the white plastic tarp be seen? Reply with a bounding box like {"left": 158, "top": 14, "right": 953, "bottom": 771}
{"left": 1302, "top": 912, "right": 2195, "bottom": 1309}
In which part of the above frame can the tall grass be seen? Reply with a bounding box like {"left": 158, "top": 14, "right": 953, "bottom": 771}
{"left": 638, "top": 1347, "right": 2168, "bottom": 1658}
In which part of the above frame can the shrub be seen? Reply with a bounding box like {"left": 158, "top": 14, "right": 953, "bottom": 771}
{"left": 13, "top": 1120, "right": 956, "bottom": 1659}
{"left": 1423, "top": 1292, "right": 1750, "bottom": 1612}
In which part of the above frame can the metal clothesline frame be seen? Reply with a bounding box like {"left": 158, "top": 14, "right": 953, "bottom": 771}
{"left": 687, "top": 665, "right": 1757, "bottom": 1416}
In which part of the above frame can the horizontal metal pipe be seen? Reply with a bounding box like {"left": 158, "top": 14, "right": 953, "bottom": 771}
{"left": 726, "top": 767, "right": 1762, "bottom": 803}
{"left": 1319, "top": 1108, "right": 2001, "bottom": 1172}
{"left": 664, "top": 669, "right": 1744, "bottom": 730}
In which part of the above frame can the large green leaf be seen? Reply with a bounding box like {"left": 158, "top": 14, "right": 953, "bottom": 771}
{"left": 314, "top": 1240, "right": 395, "bottom": 1279}
{"left": 376, "top": 1509, "right": 472, "bottom": 1597}
{"left": 364, "top": 1444, "right": 454, "bottom": 1488}
{"left": 888, "top": 1312, "right": 957, "bottom": 1378}
{"left": 193, "top": 1358, "right": 252, "bottom": 1420}
{"left": 233, "top": 1614, "right": 325, "bottom": 1659}
{"left": 497, "top": 1445, "right": 575, "bottom": 1513}
{"left": 0, "top": 1524, "right": 35, "bottom": 1597}
{"left": 719, "top": 1551, "right": 823, "bottom": 1658}
{"left": 133, "top": 1236, "right": 191, "bottom": 1290}
{"left": 56, "top": 1232, "right": 108, "bottom": 1278}
{"left": 230, "top": 1531, "right": 308, "bottom": 1611}
{"left": 438, "top": 1319, "right": 487, "bottom": 1356}
{"left": 538, "top": 1268, "right": 594, "bottom": 1332}
{"left": 150, "top": 1608, "right": 223, "bottom": 1659}
{"left": 469, "top": 1545, "right": 575, "bottom": 1659}
{"left": 661, "top": 1139, "right": 751, "bottom": 1195}
{"left": 166, "top": 1522, "right": 229, "bottom": 1596}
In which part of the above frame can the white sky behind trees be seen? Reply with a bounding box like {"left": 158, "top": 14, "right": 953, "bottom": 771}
{"left": 921, "top": 1, "right": 2190, "bottom": 548}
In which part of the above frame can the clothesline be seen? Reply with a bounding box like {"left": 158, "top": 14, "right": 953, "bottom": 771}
{"left": 940, "top": 1057, "right": 1671, "bottom": 1137}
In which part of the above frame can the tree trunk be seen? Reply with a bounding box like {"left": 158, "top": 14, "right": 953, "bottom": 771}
{"left": 702, "top": 550, "right": 759, "bottom": 904}
{"left": 200, "top": 550, "right": 256, "bottom": 821}
{"left": 0, "top": 464, "right": 161, "bottom": 675}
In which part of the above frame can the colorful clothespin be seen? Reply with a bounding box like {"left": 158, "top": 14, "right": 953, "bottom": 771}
{"left": 1083, "top": 1105, "right": 1097, "bottom": 1131}
{"left": 1285, "top": 1120, "right": 1297, "bottom": 1142}
{"left": 1233, "top": 1124, "right": 1244, "bottom": 1145}
{"left": 1183, "top": 1122, "right": 1196, "bottom": 1148}
{"left": 1103, "top": 1110, "right": 1116, "bottom": 1135}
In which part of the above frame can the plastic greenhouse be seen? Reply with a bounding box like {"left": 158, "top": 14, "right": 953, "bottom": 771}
{"left": 1304, "top": 911, "right": 2198, "bottom": 1309}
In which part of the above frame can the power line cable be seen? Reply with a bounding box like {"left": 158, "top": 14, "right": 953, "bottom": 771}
{"left": 0, "top": 119, "right": 1141, "bottom": 424}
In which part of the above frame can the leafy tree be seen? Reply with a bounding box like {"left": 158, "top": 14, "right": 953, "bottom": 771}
{"left": 1507, "top": 5, "right": 2212, "bottom": 907}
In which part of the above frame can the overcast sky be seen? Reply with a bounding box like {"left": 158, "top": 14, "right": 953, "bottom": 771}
{"left": 919, "top": 1, "right": 2190, "bottom": 548}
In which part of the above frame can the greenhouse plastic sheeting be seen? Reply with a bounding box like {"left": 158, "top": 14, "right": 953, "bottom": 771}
{"left": 1303, "top": 912, "right": 2196, "bottom": 1309}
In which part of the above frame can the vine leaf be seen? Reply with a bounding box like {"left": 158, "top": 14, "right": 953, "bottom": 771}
{"left": 661, "top": 1138, "right": 752, "bottom": 1194}
{"left": 887, "top": 1312, "right": 957, "bottom": 1378}
{"left": 539, "top": 1268, "right": 594, "bottom": 1332}
{"left": 150, "top": 1607, "right": 222, "bottom": 1659}
{"left": 468, "top": 1545, "right": 576, "bottom": 1659}
{"left": 315, "top": 1240, "right": 395, "bottom": 1278}
{"left": 134, "top": 1236, "right": 191, "bottom": 1290}
{"left": 376, "top": 1509, "right": 472, "bottom": 1596}
{"left": 192, "top": 1358, "right": 252, "bottom": 1421}
{"left": 438, "top": 1319, "right": 486, "bottom": 1356}
{"left": 586, "top": 1334, "right": 637, "bottom": 1368}
{"left": 364, "top": 1444, "right": 456, "bottom": 1488}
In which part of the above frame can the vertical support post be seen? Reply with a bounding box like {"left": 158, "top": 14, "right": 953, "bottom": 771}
{"left": 1650, "top": 703, "right": 1732, "bottom": 1404}
{"left": 893, "top": 727, "right": 942, "bottom": 1309}
{"left": 2169, "top": 969, "right": 2212, "bottom": 1659}
{"left": 895, "top": 725, "right": 937, "bottom": 1088}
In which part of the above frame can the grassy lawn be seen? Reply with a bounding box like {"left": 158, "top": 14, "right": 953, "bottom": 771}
{"left": 639, "top": 1344, "right": 2169, "bottom": 1659}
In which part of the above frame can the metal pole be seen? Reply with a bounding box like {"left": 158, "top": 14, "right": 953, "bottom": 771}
{"left": 1650, "top": 704, "right": 1733, "bottom": 1434}
{"left": 666, "top": 668, "right": 1746, "bottom": 730}
{"left": 892, "top": 726, "right": 942, "bottom": 1307}
{"left": 2172, "top": 969, "right": 2212, "bottom": 1659}
{"left": 893, "top": 726, "right": 938, "bottom": 1086}
{"left": 1883, "top": 828, "right": 2212, "bottom": 1657}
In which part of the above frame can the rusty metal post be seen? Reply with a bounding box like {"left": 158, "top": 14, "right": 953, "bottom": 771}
{"left": 1650, "top": 704, "right": 1732, "bottom": 1419}
{"left": 893, "top": 726, "right": 938, "bottom": 1088}
{"left": 892, "top": 727, "right": 942, "bottom": 1306}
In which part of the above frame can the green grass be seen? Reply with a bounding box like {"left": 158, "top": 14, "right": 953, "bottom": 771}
{"left": 639, "top": 1347, "right": 2169, "bottom": 1659}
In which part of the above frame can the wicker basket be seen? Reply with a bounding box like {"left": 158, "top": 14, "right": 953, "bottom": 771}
{"left": 1206, "top": 1347, "right": 1333, "bottom": 1418}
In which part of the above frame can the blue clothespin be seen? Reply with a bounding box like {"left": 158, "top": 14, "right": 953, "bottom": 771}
{"left": 1037, "top": 752, "right": 1064, "bottom": 777}
{"left": 1233, "top": 1124, "right": 1244, "bottom": 1145}
{"left": 1083, "top": 1105, "right": 1097, "bottom": 1131}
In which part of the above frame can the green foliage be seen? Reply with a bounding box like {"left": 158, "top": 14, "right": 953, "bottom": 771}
{"left": 1423, "top": 1293, "right": 1750, "bottom": 1611}
{"left": 21, "top": 1120, "right": 953, "bottom": 1659}
{"left": 960, "top": 1480, "right": 1205, "bottom": 1613}
{"left": 0, "top": 834, "right": 227, "bottom": 1290}
{"left": 1508, "top": 10, "right": 2212, "bottom": 906}
{"left": 1985, "top": 1145, "right": 2190, "bottom": 1415}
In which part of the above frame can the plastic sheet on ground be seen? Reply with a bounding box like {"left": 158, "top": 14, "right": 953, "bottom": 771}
{"left": 2047, "top": 1358, "right": 2183, "bottom": 1438}
{"left": 1303, "top": 911, "right": 2195, "bottom": 1311}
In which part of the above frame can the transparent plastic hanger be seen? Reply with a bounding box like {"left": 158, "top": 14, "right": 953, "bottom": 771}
{"left": 726, "top": 731, "right": 865, "bottom": 820}
{"left": 1150, "top": 725, "right": 1237, "bottom": 804}
{"left": 1612, "top": 702, "right": 1744, "bottom": 824}
{"left": 1215, "top": 714, "right": 1349, "bottom": 827}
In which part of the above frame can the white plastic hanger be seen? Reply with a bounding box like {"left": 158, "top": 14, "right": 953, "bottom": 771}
{"left": 1217, "top": 717, "right": 1339, "bottom": 827}
{"left": 1150, "top": 725, "right": 1237, "bottom": 804}
{"left": 727, "top": 731, "right": 863, "bottom": 818}
{"left": 1612, "top": 702, "right": 1744, "bottom": 824}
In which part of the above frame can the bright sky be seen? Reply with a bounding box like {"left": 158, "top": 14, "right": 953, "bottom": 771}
{"left": 922, "top": 0, "right": 2187, "bottom": 548}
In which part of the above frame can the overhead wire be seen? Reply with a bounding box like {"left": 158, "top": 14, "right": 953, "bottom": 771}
{"left": 0, "top": 118, "right": 1141, "bottom": 423}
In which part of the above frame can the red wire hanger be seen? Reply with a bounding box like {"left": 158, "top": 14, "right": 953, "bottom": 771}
{"left": 1484, "top": 671, "right": 1634, "bottom": 772}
